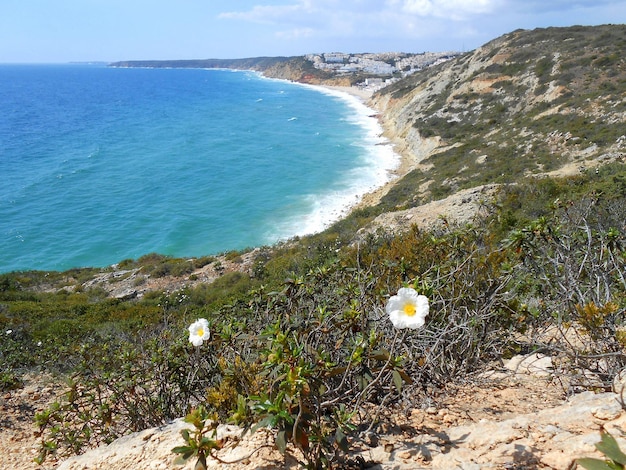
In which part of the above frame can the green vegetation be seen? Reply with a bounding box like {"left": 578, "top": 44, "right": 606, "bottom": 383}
{"left": 380, "top": 24, "right": 626, "bottom": 210}
{"left": 2, "top": 24, "right": 626, "bottom": 469}
{"left": 109, "top": 56, "right": 336, "bottom": 83}
{"left": 577, "top": 430, "right": 626, "bottom": 470}
{"left": 2, "top": 163, "right": 626, "bottom": 467}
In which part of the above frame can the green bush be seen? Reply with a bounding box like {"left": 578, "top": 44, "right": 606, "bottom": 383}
{"left": 3, "top": 163, "right": 624, "bottom": 468}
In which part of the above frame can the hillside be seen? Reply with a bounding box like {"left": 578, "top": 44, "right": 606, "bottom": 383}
{"left": 2, "top": 25, "right": 626, "bottom": 470}
{"left": 112, "top": 25, "right": 626, "bottom": 203}
{"left": 369, "top": 24, "right": 626, "bottom": 209}
{"left": 109, "top": 51, "right": 459, "bottom": 87}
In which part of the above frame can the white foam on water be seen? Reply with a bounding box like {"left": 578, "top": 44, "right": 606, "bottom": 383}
{"left": 262, "top": 80, "right": 400, "bottom": 241}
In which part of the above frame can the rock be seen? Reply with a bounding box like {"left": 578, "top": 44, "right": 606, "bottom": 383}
{"left": 55, "top": 420, "right": 298, "bottom": 470}
{"left": 362, "top": 431, "right": 379, "bottom": 447}
{"left": 51, "top": 391, "right": 625, "bottom": 470}
{"left": 613, "top": 367, "right": 626, "bottom": 395}
{"left": 358, "top": 184, "right": 499, "bottom": 238}
{"left": 504, "top": 353, "right": 553, "bottom": 377}
{"left": 427, "top": 392, "right": 625, "bottom": 470}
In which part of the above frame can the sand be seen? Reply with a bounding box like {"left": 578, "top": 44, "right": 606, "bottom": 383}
{"left": 315, "top": 84, "right": 419, "bottom": 209}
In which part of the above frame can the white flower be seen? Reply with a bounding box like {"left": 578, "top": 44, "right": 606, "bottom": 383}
{"left": 188, "top": 318, "right": 210, "bottom": 346}
{"left": 5, "top": 329, "right": 12, "bottom": 335}
{"left": 386, "top": 288, "right": 429, "bottom": 329}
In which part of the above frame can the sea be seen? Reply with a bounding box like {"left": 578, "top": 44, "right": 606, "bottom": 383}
{"left": 0, "top": 64, "right": 398, "bottom": 273}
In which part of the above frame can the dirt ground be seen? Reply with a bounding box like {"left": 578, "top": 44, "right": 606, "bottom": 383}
{"left": 0, "top": 370, "right": 577, "bottom": 469}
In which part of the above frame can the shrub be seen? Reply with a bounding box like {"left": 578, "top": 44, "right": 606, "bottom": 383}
{"left": 18, "top": 162, "right": 626, "bottom": 467}
{"left": 503, "top": 196, "right": 626, "bottom": 388}
{"left": 35, "top": 328, "right": 221, "bottom": 463}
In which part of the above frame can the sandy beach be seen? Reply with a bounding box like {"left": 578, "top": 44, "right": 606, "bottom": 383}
{"left": 320, "top": 84, "right": 375, "bottom": 101}
{"left": 317, "top": 84, "right": 418, "bottom": 210}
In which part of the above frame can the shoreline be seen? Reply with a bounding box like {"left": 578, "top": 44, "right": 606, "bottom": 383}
{"left": 0, "top": 74, "right": 411, "bottom": 275}
{"left": 314, "top": 83, "right": 416, "bottom": 210}
{"left": 261, "top": 77, "right": 403, "bottom": 239}
{"left": 250, "top": 71, "right": 411, "bottom": 223}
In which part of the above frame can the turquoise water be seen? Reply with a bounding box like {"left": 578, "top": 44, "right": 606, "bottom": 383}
{"left": 0, "top": 64, "right": 397, "bottom": 273}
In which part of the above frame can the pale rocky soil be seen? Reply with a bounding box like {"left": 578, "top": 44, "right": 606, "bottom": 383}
{"left": 357, "top": 184, "right": 500, "bottom": 239}
{"left": 2, "top": 365, "right": 624, "bottom": 470}
{"left": 78, "top": 249, "right": 260, "bottom": 300}
{"left": 0, "top": 375, "right": 64, "bottom": 470}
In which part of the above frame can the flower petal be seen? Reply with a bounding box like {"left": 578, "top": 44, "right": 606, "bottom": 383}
{"left": 386, "top": 288, "right": 429, "bottom": 329}
{"left": 188, "top": 318, "right": 210, "bottom": 346}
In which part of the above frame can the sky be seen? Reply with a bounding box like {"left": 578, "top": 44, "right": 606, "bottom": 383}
{"left": 0, "top": 0, "right": 625, "bottom": 63}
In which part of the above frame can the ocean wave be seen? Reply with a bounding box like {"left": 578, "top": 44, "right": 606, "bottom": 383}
{"left": 0, "top": 66, "right": 400, "bottom": 272}
{"left": 261, "top": 81, "right": 400, "bottom": 241}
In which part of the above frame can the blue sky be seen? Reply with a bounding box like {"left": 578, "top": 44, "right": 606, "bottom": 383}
{"left": 1, "top": 0, "right": 625, "bottom": 63}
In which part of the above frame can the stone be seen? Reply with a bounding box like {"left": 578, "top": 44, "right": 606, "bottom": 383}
{"left": 613, "top": 367, "right": 626, "bottom": 395}
{"left": 504, "top": 353, "right": 553, "bottom": 376}
{"left": 7, "top": 373, "right": 626, "bottom": 470}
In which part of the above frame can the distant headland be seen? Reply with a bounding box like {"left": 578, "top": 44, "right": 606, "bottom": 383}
{"left": 109, "top": 51, "right": 460, "bottom": 92}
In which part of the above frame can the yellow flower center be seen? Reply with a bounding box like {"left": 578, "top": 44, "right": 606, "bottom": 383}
{"left": 197, "top": 328, "right": 204, "bottom": 337}
{"left": 403, "top": 303, "right": 416, "bottom": 317}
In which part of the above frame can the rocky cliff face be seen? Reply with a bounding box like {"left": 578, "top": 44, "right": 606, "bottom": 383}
{"left": 370, "top": 24, "right": 626, "bottom": 206}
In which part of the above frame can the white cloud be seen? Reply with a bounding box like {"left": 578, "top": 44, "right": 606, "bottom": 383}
{"left": 509, "top": 0, "right": 619, "bottom": 13}
{"left": 216, "top": 0, "right": 626, "bottom": 54}
{"left": 220, "top": 0, "right": 620, "bottom": 26}
{"left": 400, "top": 0, "right": 435, "bottom": 16}
{"left": 219, "top": 3, "right": 309, "bottom": 24}
{"left": 220, "top": 0, "right": 501, "bottom": 30}
{"left": 219, "top": 1, "right": 368, "bottom": 40}
{"left": 399, "top": 0, "right": 500, "bottom": 19}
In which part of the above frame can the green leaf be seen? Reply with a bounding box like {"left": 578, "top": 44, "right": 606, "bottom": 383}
{"left": 171, "top": 445, "right": 193, "bottom": 456}
{"left": 596, "top": 431, "right": 626, "bottom": 465}
{"left": 576, "top": 458, "right": 620, "bottom": 470}
{"left": 277, "top": 410, "right": 294, "bottom": 423}
{"left": 172, "top": 455, "right": 189, "bottom": 466}
{"left": 335, "top": 428, "right": 349, "bottom": 452}
{"left": 276, "top": 430, "right": 287, "bottom": 454}
{"left": 194, "top": 454, "right": 207, "bottom": 470}
{"left": 357, "top": 370, "right": 373, "bottom": 390}
{"left": 251, "top": 416, "right": 273, "bottom": 433}
{"left": 181, "top": 429, "right": 190, "bottom": 441}
{"left": 371, "top": 349, "right": 390, "bottom": 361}
{"left": 392, "top": 370, "right": 403, "bottom": 393}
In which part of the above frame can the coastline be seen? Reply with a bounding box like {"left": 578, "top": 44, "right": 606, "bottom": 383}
{"left": 251, "top": 71, "right": 409, "bottom": 228}
{"left": 320, "top": 84, "right": 375, "bottom": 102}
{"left": 314, "top": 83, "right": 415, "bottom": 210}
{"left": 0, "top": 71, "right": 409, "bottom": 274}
{"left": 231, "top": 69, "right": 413, "bottom": 224}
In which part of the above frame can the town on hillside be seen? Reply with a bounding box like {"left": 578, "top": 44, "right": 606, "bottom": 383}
{"left": 305, "top": 51, "right": 460, "bottom": 91}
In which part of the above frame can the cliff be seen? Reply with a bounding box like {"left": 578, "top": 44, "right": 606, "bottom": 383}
{"left": 368, "top": 24, "right": 626, "bottom": 210}
{"left": 109, "top": 56, "right": 354, "bottom": 85}
{"left": 113, "top": 25, "right": 626, "bottom": 207}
